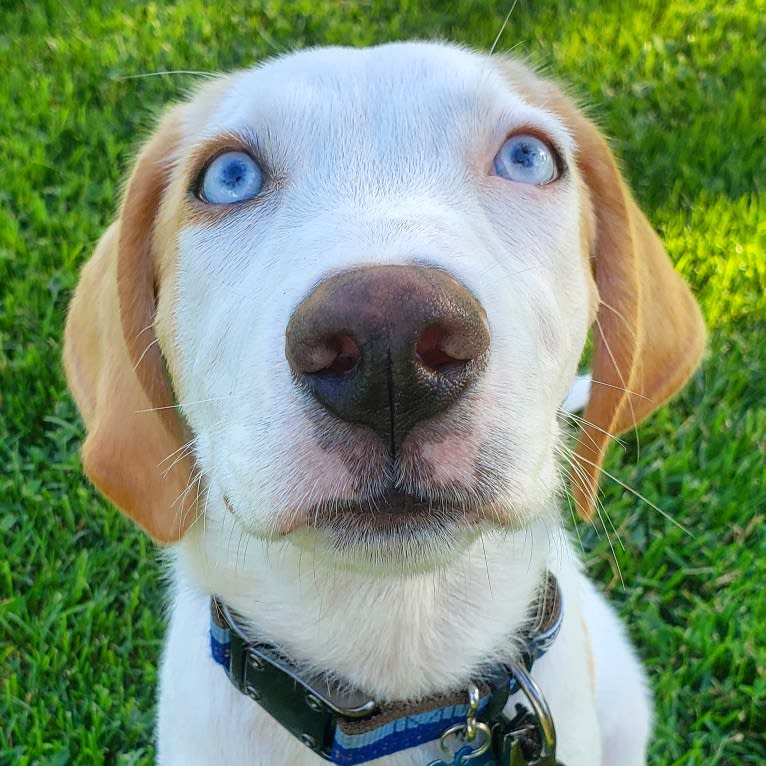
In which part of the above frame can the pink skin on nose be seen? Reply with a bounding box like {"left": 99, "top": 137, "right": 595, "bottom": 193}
{"left": 416, "top": 433, "right": 479, "bottom": 486}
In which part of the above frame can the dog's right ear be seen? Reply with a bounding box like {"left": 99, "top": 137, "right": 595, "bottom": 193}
{"left": 64, "top": 108, "right": 198, "bottom": 543}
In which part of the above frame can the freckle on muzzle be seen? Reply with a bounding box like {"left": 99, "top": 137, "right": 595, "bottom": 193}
{"left": 285, "top": 265, "right": 490, "bottom": 455}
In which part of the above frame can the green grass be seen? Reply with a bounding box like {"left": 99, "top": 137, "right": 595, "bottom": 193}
{"left": 1, "top": 1, "right": 764, "bottom": 764}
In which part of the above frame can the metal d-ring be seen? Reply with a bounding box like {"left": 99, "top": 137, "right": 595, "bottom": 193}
{"left": 507, "top": 663, "right": 557, "bottom": 759}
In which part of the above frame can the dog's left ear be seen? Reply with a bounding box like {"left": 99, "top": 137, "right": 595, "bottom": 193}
{"left": 544, "top": 86, "right": 706, "bottom": 519}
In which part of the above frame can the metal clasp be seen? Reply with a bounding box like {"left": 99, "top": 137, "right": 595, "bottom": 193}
{"left": 220, "top": 600, "right": 377, "bottom": 719}
{"left": 428, "top": 683, "right": 493, "bottom": 766}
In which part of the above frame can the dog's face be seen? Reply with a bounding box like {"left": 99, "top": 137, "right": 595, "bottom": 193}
{"left": 64, "top": 43, "right": 705, "bottom": 572}
{"left": 161, "top": 45, "right": 596, "bottom": 567}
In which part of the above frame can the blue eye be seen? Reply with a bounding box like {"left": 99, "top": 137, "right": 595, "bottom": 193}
{"left": 492, "top": 134, "right": 558, "bottom": 185}
{"left": 200, "top": 151, "right": 264, "bottom": 204}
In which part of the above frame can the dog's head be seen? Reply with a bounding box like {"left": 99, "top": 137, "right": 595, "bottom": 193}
{"left": 64, "top": 43, "right": 705, "bottom": 570}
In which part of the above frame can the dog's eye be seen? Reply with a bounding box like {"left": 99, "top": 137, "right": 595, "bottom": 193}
{"left": 492, "top": 134, "right": 558, "bottom": 185}
{"left": 199, "top": 151, "right": 264, "bottom": 204}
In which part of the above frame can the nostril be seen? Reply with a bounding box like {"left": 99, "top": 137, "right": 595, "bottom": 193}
{"left": 416, "top": 325, "right": 464, "bottom": 372}
{"left": 325, "top": 333, "right": 360, "bottom": 374}
{"left": 302, "top": 333, "right": 360, "bottom": 376}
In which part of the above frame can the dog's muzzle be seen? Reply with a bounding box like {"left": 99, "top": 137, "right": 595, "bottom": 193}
{"left": 285, "top": 265, "right": 490, "bottom": 454}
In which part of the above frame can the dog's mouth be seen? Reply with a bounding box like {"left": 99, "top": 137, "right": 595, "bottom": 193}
{"left": 222, "top": 471, "right": 502, "bottom": 571}
{"left": 282, "top": 488, "right": 490, "bottom": 570}
{"left": 306, "top": 488, "right": 483, "bottom": 530}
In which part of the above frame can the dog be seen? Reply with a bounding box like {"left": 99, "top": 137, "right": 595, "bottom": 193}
{"left": 64, "top": 42, "right": 705, "bottom": 765}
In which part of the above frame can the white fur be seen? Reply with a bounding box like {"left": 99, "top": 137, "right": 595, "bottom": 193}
{"left": 150, "top": 43, "right": 651, "bottom": 765}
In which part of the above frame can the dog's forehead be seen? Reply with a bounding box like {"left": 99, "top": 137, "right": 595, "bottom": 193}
{"left": 217, "top": 43, "right": 495, "bottom": 120}
{"left": 195, "top": 43, "right": 571, "bottom": 153}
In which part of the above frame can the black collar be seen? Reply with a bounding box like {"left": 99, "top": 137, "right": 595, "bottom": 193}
{"left": 210, "top": 572, "right": 562, "bottom": 765}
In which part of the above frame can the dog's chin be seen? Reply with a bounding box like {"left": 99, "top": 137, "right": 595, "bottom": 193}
{"left": 286, "top": 490, "right": 489, "bottom": 575}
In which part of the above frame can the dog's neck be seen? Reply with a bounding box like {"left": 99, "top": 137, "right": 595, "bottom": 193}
{"left": 173, "top": 514, "right": 563, "bottom": 701}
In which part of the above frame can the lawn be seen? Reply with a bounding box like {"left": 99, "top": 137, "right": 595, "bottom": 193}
{"left": 1, "top": 1, "right": 764, "bottom": 764}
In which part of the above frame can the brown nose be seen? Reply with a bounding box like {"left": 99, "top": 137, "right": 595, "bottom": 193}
{"left": 285, "top": 265, "right": 490, "bottom": 454}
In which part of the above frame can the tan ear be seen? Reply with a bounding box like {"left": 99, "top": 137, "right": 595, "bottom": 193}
{"left": 557, "top": 102, "right": 706, "bottom": 518}
{"left": 64, "top": 109, "right": 198, "bottom": 542}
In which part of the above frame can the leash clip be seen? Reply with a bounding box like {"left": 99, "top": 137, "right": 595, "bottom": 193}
{"left": 428, "top": 683, "right": 492, "bottom": 766}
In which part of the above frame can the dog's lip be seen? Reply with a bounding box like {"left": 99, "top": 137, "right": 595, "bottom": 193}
{"left": 302, "top": 489, "right": 483, "bottom": 531}
{"left": 330, "top": 489, "right": 456, "bottom": 515}
{"left": 223, "top": 489, "right": 488, "bottom": 538}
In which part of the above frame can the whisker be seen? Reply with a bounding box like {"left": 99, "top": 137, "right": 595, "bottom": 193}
{"left": 559, "top": 443, "right": 626, "bottom": 584}
{"left": 561, "top": 410, "right": 626, "bottom": 450}
{"left": 489, "top": 0, "right": 519, "bottom": 56}
{"left": 137, "top": 394, "right": 242, "bottom": 414}
{"left": 587, "top": 377, "right": 650, "bottom": 401}
{"left": 158, "top": 437, "right": 195, "bottom": 467}
{"left": 226, "top": 507, "right": 243, "bottom": 570}
{"left": 594, "top": 314, "right": 642, "bottom": 461}
{"left": 564, "top": 490, "right": 586, "bottom": 554}
{"left": 182, "top": 474, "right": 209, "bottom": 539}
{"left": 574, "top": 451, "right": 693, "bottom": 537}
{"left": 560, "top": 412, "right": 606, "bottom": 455}
{"left": 159, "top": 438, "right": 197, "bottom": 474}
{"left": 598, "top": 297, "right": 639, "bottom": 346}
{"left": 236, "top": 518, "right": 248, "bottom": 574}
{"left": 133, "top": 337, "right": 160, "bottom": 373}
{"left": 118, "top": 70, "right": 219, "bottom": 81}
{"left": 593, "top": 316, "right": 630, "bottom": 398}
{"left": 179, "top": 466, "right": 203, "bottom": 512}
{"left": 162, "top": 449, "right": 197, "bottom": 481}
{"left": 562, "top": 443, "right": 611, "bottom": 526}
{"left": 160, "top": 437, "right": 201, "bottom": 478}
{"left": 254, "top": 25, "right": 289, "bottom": 56}
{"left": 595, "top": 504, "right": 625, "bottom": 586}
{"left": 173, "top": 464, "right": 204, "bottom": 537}
{"left": 478, "top": 531, "right": 493, "bottom": 597}
{"left": 602, "top": 501, "right": 626, "bottom": 553}
{"left": 559, "top": 438, "right": 609, "bottom": 519}
{"left": 199, "top": 483, "right": 211, "bottom": 544}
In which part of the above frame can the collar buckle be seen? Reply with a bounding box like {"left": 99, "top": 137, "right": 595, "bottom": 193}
{"left": 213, "top": 598, "right": 376, "bottom": 759}
{"left": 243, "top": 635, "right": 378, "bottom": 720}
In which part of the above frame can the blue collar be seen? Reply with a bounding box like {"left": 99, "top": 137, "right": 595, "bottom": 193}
{"left": 210, "top": 572, "right": 562, "bottom": 765}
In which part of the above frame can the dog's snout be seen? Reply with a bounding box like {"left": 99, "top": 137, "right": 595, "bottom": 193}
{"left": 285, "top": 265, "right": 489, "bottom": 452}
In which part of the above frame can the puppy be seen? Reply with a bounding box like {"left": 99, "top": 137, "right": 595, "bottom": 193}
{"left": 64, "top": 42, "right": 705, "bottom": 765}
